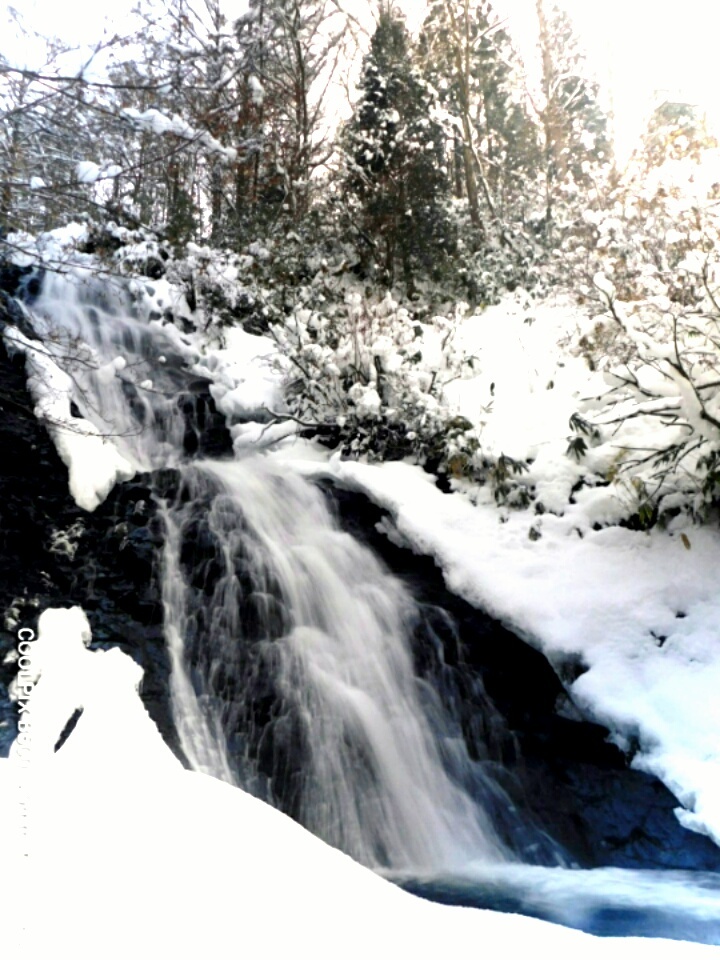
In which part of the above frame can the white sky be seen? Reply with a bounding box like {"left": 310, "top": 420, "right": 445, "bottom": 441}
{"left": 6, "top": 0, "right": 720, "bottom": 160}
{"left": 498, "top": 0, "right": 720, "bottom": 159}
{"left": 397, "top": 0, "right": 720, "bottom": 159}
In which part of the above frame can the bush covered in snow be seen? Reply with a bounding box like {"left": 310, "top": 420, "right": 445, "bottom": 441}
{"left": 271, "top": 291, "right": 482, "bottom": 467}
{"left": 565, "top": 147, "right": 720, "bottom": 525}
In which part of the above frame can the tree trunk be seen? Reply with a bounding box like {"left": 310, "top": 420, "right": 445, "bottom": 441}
{"left": 536, "top": 0, "right": 565, "bottom": 231}
{"left": 444, "top": 0, "right": 482, "bottom": 229}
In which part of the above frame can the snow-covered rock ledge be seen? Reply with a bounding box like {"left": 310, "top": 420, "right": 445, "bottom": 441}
{"left": 1, "top": 607, "right": 716, "bottom": 959}
{"left": 283, "top": 451, "right": 720, "bottom": 853}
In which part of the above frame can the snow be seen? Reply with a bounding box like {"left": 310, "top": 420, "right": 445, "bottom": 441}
{"left": 280, "top": 453, "right": 720, "bottom": 851}
{"left": 349, "top": 382, "right": 383, "bottom": 417}
{"left": 256, "top": 292, "right": 720, "bottom": 853}
{"left": 593, "top": 271, "right": 616, "bottom": 298}
{"left": 3, "top": 607, "right": 716, "bottom": 958}
{"left": 194, "top": 324, "right": 284, "bottom": 427}
{"left": 74, "top": 161, "right": 120, "bottom": 187}
{"left": 6, "top": 223, "right": 91, "bottom": 269}
{"left": 2, "top": 326, "right": 135, "bottom": 512}
{"left": 75, "top": 161, "right": 101, "bottom": 184}
{"left": 123, "top": 106, "right": 238, "bottom": 160}
{"left": 248, "top": 73, "right": 264, "bottom": 105}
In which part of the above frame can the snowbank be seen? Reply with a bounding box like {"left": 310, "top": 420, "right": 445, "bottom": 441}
{"left": 286, "top": 450, "right": 720, "bottom": 853}
{"left": 3, "top": 608, "right": 716, "bottom": 958}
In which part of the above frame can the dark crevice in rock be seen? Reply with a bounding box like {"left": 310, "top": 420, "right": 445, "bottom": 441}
{"left": 319, "top": 480, "right": 720, "bottom": 872}
{"left": 0, "top": 263, "right": 41, "bottom": 303}
{"left": 54, "top": 707, "right": 84, "bottom": 752}
{"left": 0, "top": 289, "right": 40, "bottom": 342}
{"left": 180, "top": 386, "right": 234, "bottom": 459}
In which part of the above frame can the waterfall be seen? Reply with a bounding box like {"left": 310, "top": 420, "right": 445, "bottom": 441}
{"left": 160, "top": 457, "right": 511, "bottom": 869}
{"left": 10, "top": 270, "right": 524, "bottom": 871}
{"left": 8, "top": 265, "right": 720, "bottom": 945}
{"left": 19, "top": 269, "right": 192, "bottom": 472}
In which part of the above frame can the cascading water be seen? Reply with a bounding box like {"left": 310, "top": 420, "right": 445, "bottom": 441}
{"left": 160, "top": 457, "right": 512, "bottom": 869}
{"left": 16, "top": 269, "right": 192, "bottom": 472}
{"left": 11, "top": 269, "right": 518, "bottom": 869}
{"left": 8, "top": 267, "right": 720, "bottom": 942}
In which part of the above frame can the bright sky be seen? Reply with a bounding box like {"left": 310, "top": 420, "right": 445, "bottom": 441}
{"left": 6, "top": 0, "right": 720, "bottom": 160}
{"left": 497, "top": 0, "right": 720, "bottom": 159}
{"left": 400, "top": 0, "right": 720, "bottom": 160}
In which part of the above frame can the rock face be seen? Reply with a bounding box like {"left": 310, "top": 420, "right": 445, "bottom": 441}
{"left": 0, "top": 334, "right": 179, "bottom": 757}
{"left": 1, "top": 277, "right": 719, "bottom": 874}
{"left": 323, "top": 483, "right": 720, "bottom": 871}
{"left": 0, "top": 283, "right": 232, "bottom": 760}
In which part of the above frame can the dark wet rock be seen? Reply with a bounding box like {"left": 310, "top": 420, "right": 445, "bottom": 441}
{"left": 0, "top": 338, "right": 181, "bottom": 762}
{"left": 179, "top": 386, "right": 233, "bottom": 459}
{"left": 163, "top": 470, "right": 298, "bottom": 812}
{"left": 0, "top": 261, "right": 39, "bottom": 301}
{"left": 0, "top": 290, "right": 40, "bottom": 342}
{"left": 320, "top": 481, "right": 720, "bottom": 872}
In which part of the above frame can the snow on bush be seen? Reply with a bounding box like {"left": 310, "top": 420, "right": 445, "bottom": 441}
{"left": 271, "top": 290, "right": 484, "bottom": 470}
{"left": 563, "top": 148, "right": 720, "bottom": 526}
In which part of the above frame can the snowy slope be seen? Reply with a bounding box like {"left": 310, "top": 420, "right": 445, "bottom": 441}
{"left": 3, "top": 608, "right": 717, "bottom": 959}
{"left": 258, "top": 293, "right": 720, "bottom": 853}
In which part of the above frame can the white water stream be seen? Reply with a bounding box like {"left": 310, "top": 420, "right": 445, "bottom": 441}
{"left": 161, "top": 458, "right": 510, "bottom": 869}
{"left": 12, "top": 269, "right": 720, "bottom": 941}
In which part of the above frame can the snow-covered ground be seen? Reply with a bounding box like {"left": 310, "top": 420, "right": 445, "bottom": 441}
{"left": 5, "top": 234, "right": 720, "bottom": 949}
{"left": 3, "top": 608, "right": 717, "bottom": 959}
{"left": 261, "top": 296, "right": 720, "bottom": 854}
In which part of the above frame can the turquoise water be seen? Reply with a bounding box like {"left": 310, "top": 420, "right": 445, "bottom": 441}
{"left": 392, "top": 864, "right": 720, "bottom": 944}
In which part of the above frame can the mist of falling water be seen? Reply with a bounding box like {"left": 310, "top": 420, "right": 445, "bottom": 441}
{"left": 160, "top": 457, "right": 512, "bottom": 870}
{"left": 14, "top": 270, "right": 521, "bottom": 871}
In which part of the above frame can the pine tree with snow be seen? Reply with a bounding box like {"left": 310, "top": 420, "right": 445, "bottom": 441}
{"left": 419, "top": 0, "right": 540, "bottom": 225}
{"left": 342, "top": 7, "right": 453, "bottom": 289}
{"left": 535, "top": 0, "right": 611, "bottom": 235}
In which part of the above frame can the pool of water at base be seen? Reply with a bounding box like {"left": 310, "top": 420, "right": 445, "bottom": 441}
{"left": 387, "top": 864, "right": 720, "bottom": 944}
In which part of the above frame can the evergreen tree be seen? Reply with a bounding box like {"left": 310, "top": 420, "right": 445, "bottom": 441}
{"left": 343, "top": 8, "right": 453, "bottom": 287}
{"left": 420, "top": 0, "right": 540, "bottom": 227}
{"left": 535, "top": 0, "right": 611, "bottom": 232}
